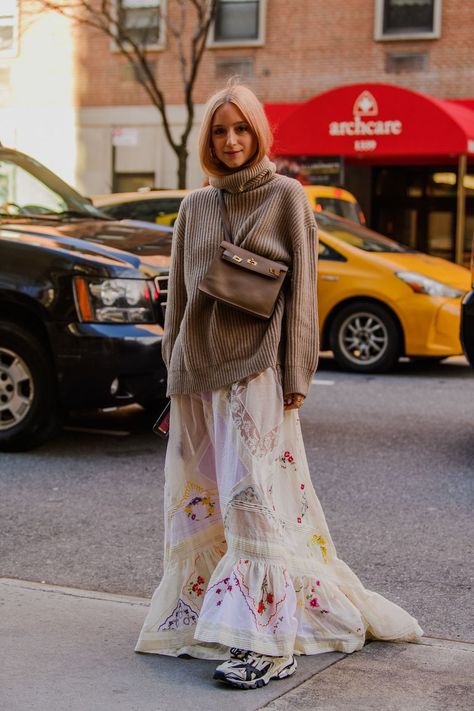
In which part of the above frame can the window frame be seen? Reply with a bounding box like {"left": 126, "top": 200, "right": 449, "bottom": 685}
{"left": 209, "top": 0, "right": 266, "bottom": 48}
{"left": 0, "top": 0, "right": 19, "bottom": 59}
{"left": 374, "top": 0, "right": 442, "bottom": 41}
{"left": 113, "top": 0, "right": 166, "bottom": 53}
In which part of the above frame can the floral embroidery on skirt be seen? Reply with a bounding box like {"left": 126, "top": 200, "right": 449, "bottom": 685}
{"left": 135, "top": 367, "right": 422, "bottom": 659}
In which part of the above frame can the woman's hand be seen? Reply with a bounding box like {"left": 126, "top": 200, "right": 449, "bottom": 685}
{"left": 284, "top": 393, "right": 306, "bottom": 411}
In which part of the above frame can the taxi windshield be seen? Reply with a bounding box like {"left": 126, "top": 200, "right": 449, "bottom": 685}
{"left": 315, "top": 197, "right": 362, "bottom": 224}
{"left": 316, "top": 213, "right": 414, "bottom": 253}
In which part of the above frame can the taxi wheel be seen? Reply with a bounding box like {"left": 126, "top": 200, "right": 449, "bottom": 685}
{"left": 330, "top": 301, "right": 401, "bottom": 373}
{"left": 0, "top": 322, "right": 61, "bottom": 451}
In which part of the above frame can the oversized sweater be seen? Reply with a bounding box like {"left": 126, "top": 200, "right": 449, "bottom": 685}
{"left": 162, "top": 156, "right": 319, "bottom": 397}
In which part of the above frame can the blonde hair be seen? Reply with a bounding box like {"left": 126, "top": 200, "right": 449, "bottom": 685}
{"left": 199, "top": 82, "right": 273, "bottom": 177}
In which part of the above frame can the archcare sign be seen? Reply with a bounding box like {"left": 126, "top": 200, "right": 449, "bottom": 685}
{"left": 273, "top": 83, "right": 474, "bottom": 159}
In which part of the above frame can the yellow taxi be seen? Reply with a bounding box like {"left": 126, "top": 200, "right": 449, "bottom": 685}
{"left": 92, "top": 190, "right": 189, "bottom": 226}
{"left": 304, "top": 185, "right": 366, "bottom": 225}
{"left": 316, "top": 212, "right": 470, "bottom": 372}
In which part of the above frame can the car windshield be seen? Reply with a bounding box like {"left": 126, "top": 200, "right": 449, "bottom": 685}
{"left": 315, "top": 212, "right": 413, "bottom": 253}
{"left": 315, "top": 197, "right": 362, "bottom": 224}
{"left": 0, "top": 150, "right": 109, "bottom": 220}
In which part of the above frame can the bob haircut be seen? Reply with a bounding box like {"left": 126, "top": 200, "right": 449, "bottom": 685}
{"left": 199, "top": 82, "right": 273, "bottom": 177}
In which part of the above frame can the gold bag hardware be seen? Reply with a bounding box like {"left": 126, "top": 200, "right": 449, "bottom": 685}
{"left": 199, "top": 240, "right": 288, "bottom": 319}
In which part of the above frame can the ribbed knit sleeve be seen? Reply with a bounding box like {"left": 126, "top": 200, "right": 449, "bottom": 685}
{"left": 162, "top": 200, "right": 187, "bottom": 369}
{"left": 283, "top": 222, "right": 319, "bottom": 398}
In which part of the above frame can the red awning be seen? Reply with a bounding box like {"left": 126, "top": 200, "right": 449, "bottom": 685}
{"left": 266, "top": 83, "right": 474, "bottom": 160}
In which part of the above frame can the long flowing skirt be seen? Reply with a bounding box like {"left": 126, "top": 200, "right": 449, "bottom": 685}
{"left": 135, "top": 367, "right": 423, "bottom": 659}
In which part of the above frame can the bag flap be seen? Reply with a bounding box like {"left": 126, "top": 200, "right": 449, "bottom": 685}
{"left": 220, "top": 241, "right": 288, "bottom": 279}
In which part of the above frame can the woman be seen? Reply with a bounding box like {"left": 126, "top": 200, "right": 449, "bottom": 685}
{"left": 135, "top": 83, "right": 423, "bottom": 689}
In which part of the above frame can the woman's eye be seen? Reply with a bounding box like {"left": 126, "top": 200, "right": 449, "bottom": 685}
{"left": 236, "top": 124, "right": 249, "bottom": 133}
{"left": 212, "top": 127, "right": 225, "bottom": 136}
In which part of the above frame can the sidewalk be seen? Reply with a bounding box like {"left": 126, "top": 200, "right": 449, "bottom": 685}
{"left": 1, "top": 578, "right": 472, "bottom": 711}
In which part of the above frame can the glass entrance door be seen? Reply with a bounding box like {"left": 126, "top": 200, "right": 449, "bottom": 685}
{"left": 372, "top": 165, "right": 474, "bottom": 263}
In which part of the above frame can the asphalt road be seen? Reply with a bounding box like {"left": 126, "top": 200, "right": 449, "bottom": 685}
{"left": 1, "top": 355, "right": 472, "bottom": 643}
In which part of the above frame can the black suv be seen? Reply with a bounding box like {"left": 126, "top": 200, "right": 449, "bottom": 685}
{"left": 0, "top": 146, "right": 172, "bottom": 451}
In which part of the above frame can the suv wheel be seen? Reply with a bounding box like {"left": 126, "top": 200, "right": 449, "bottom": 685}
{"left": 329, "top": 301, "right": 401, "bottom": 373}
{"left": 0, "top": 322, "right": 61, "bottom": 451}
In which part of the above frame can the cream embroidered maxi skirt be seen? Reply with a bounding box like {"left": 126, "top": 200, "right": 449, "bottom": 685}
{"left": 135, "top": 367, "right": 422, "bottom": 659}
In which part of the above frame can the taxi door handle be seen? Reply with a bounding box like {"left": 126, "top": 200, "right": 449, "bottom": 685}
{"left": 320, "top": 275, "right": 339, "bottom": 281}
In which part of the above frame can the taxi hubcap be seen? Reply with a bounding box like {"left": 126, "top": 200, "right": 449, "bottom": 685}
{"left": 338, "top": 313, "right": 389, "bottom": 365}
{"left": 0, "top": 348, "right": 34, "bottom": 430}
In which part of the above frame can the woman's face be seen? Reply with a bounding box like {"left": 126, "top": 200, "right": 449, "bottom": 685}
{"left": 211, "top": 102, "right": 257, "bottom": 171}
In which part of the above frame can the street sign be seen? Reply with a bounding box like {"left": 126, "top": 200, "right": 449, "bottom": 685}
{"left": 112, "top": 127, "right": 139, "bottom": 147}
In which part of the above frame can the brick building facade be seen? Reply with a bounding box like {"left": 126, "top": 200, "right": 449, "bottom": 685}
{"left": 1, "top": 1, "right": 473, "bottom": 258}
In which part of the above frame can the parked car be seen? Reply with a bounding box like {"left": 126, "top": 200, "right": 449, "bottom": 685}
{"left": 94, "top": 196, "right": 469, "bottom": 373}
{"left": 304, "top": 185, "right": 366, "bottom": 225}
{"left": 93, "top": 185, "right": 366, "bottom": 228}
{"left": 460, "top": 235, "right": 474, "bottom": 367}
{"left": 93, "top": 189, "right": 190, "bottom": 226}
{"left": 316, "top": 212, "right": 470, "bottom": 372}
{"left": 0, "top": 146, "right": 171, "bottom": 451}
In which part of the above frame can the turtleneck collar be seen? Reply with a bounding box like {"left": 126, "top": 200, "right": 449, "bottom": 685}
{"left": 209, "top": 156, "right": 276, "bottom": 194}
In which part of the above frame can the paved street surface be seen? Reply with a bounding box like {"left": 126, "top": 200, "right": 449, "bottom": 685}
{"left": 1, "top": 355, "right": 473, "bottom": 709}
{"left": 1, "top": 578, "right": 472, "bottom": 711}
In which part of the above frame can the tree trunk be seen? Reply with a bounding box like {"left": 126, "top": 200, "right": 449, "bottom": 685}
{"left": 176, "top": 145, "right": 189, "bottom": 189}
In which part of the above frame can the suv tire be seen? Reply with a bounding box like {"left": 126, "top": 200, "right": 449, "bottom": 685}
{"left": 0, "top": 322, "right": 61, "bottom": 451}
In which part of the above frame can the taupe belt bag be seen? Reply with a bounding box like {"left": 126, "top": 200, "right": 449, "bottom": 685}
{"left": 198, "top": 190, "right": 289, "bottom": 320}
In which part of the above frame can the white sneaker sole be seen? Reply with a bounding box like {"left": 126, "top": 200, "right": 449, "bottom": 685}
{"left": 213, "top": 655, "right": 297, "bottom": 690}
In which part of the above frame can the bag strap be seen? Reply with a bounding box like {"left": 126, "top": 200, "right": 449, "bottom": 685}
{"left": 218, "top": 189, "right": 233, "bottom": 244}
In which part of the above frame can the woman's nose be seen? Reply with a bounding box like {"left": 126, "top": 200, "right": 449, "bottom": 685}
{"left": 225, "top": 130, "right": 237, "bottom": 145}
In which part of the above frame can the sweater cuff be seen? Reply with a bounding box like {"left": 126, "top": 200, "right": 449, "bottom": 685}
{"left": 283, "top": 366, "right": 314, "bottom": 398}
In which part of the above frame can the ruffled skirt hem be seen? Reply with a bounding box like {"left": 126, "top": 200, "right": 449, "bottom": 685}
{"left": 135, "top": 549, "right": 423, "bottom": 659}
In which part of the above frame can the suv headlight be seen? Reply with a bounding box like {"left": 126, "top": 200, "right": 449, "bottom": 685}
{"left": 74, "top": 277, "right": 157, "bottom": 323}
{"left": 395, "top": 271, "right": 463, "bottom": 298}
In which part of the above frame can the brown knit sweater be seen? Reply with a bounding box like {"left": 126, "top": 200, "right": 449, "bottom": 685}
{"left": 162, "top": 156, "right": 319, "bottom": 397}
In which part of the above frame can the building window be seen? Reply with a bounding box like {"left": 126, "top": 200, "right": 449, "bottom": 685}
{"left": 385, "top": 51, "right": 428, "bottom": 73}
{"left": 118, "top": 0, "right": 163, "bottom": 48}
{"left": 211, "top": 0, "right": 265, "bottom": 46}
{"left": 0, "top": 0, "right": 18, "bottom": 57}
{"left": 374, "top": 0, "right": 442, "bottom": 41}
{"left": 215, "top": 57, "right": 254, "bottom": 80}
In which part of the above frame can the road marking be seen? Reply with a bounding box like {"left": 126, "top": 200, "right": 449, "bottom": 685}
{"left": 311, "top": 379, "right": 335, "bottom": 386}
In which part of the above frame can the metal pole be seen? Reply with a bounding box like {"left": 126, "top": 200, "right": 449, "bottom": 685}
{"left": 455, "top": 153, "right": 467, "bottom": 265}
{"left": 111, "top": 143, "right": 117, "bottom": 193}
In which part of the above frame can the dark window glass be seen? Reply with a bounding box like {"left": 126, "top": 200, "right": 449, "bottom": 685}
{"left": 0, "top": 25, "right": 14, "bottom": 52}
{"left": 318, "top": 241, "right": 347, "bottom": 262}
{"left": 374, "top": 168, "right": 424, "bottom": 199}
{"left": 215, "top": 1, "right": 259, "bottom": 41}
{"left": 102, "top": 198, "right": 183, "bottom": 223}
{"left": 317, "top": 216, "right": 412, "bottom": 253}
{"left": 118, "top": 0, "right": 161, "bottom": 46}
{"left": 383, "top": 0, "right": 434, "bottom": 35}
{"left": 316, "top": 197, "right": 363, "bottom": 224}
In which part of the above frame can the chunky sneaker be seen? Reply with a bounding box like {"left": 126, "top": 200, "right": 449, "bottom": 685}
{"left": 213, "top": 650, "right": 297, "bottom": 689}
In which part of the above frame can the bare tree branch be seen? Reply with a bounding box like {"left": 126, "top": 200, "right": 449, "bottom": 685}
{"left": 30, "top": 0, "right": 219, "bottom": 187}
